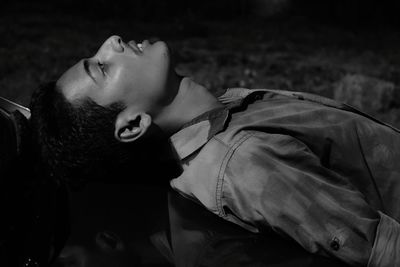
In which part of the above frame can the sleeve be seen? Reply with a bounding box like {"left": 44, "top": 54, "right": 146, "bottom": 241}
{"left": 218, "top": 131, "right": 400, "bottom": 266}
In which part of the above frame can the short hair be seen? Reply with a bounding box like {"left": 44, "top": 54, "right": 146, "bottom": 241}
{"left": 30, "top": 81, "right": 139, "bottom": 185}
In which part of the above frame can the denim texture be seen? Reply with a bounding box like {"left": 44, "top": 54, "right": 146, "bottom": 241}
{"left": 170, "top": 88, "right": 400, "bottom": 266}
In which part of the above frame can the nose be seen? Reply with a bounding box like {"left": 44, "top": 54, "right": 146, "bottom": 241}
{"left": 97, "top": 35, "right": 124, "bottom": 55}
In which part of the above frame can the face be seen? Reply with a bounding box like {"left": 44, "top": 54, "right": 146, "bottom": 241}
{"left": 57, "top": 35, "right": 174, "bottom": 113}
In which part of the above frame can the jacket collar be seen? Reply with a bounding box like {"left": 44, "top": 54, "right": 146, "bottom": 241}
{"left": 170, "top": 107, "right": 229, "bottom": 160}
{"left": 171, "top": 86, "right": 400, "bottom": 161}
{"left": 170, "top": 88, "right": 263, "bottom": 160}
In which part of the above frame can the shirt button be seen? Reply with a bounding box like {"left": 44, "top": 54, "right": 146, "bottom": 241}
{"left": 330, "top": 237, "right": 340, "bottom": 251}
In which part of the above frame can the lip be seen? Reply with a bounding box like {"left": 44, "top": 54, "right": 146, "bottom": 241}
{"left": 127, "top": 40, "right": 142, "bottom": 55}
{"left": 141, "top": 40, "right": 150, "bottom": 49}
{"left": 127, "top": 39, "right": 151, "bottom": 54}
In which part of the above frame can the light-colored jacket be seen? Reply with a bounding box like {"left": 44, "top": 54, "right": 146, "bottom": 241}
{"left": 170, "top": 88, "right": 400, "bottom": 266}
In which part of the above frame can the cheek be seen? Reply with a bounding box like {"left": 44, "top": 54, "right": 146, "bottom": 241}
{"left": 148, "top": 50, "right": 170, "bottom": 87}
{"left": 99, "top": 68, "right": 137, "bottom": 105}
{"left": 103, "top": 53, "right": 170, "bottom": 108}
{"left": 131, "top": 57, "right": 169, "bottom": 93}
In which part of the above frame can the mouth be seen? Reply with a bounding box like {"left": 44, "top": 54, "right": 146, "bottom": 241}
{"left": 128, "top": 40, "right": 150, "bottom": 54}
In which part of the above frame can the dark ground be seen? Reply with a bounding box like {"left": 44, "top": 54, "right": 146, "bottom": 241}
{"left": 1, "top": 1, "right": 400, "bottom": 127}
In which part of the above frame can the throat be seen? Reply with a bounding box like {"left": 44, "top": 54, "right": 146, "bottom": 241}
{"left": 155, "top": 77, "right": 224, "bottom": 135}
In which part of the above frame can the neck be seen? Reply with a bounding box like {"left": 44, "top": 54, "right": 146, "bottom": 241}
{"left": 154, "top": 77, "right": 224, "bottom": 136}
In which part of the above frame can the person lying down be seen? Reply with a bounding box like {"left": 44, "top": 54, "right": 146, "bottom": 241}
{"left": 30, "top": 35, "right": 400, "bottom": 266}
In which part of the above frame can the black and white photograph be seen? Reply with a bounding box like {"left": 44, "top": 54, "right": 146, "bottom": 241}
{"left": 1, "top": 0, "right": 400, "bottom": 266}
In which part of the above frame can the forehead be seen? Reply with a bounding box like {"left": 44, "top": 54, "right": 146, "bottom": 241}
{"left": 57, "top": 60, "right": 97, "bottom": 103}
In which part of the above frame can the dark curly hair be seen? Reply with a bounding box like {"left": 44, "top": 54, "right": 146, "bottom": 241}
{"left": 30, "top": 81, "right": 182, "bottom": 186}
{"left": 30, "top": 81, "right": 138, "bottom": 184}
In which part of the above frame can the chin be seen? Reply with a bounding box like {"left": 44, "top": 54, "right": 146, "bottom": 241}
{"left": 154, "top": 41, "right": 173, "bottom": 71}
{"left": 159, "top": 40, "right": 176, "bottom": 68}
{"left": 155, "top": 40, "right": 170, "bottom": 55}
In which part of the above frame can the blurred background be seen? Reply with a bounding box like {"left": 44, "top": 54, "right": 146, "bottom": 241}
{"left": 1, "top": 0, "right": 400, "bottom": 128}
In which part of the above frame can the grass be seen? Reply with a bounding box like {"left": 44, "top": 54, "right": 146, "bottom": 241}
{"left": 1, "top": 11, "right": 400, "bottom": 127}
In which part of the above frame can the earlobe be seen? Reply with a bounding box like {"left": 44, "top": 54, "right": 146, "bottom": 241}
{"left": 119, "top": 127, "right": 141, "bottom": 140}
{"left": 114, "top": 112, "right": 152, "bottom": 143}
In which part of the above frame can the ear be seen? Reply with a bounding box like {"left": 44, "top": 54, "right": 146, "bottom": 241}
{"left": 114, "top": 110, "right": 152, "bottom": 143}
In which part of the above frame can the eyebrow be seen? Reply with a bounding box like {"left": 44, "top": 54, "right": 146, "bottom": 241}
{"left": 83, "top": 59, "right": 97, "bottom": 84}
